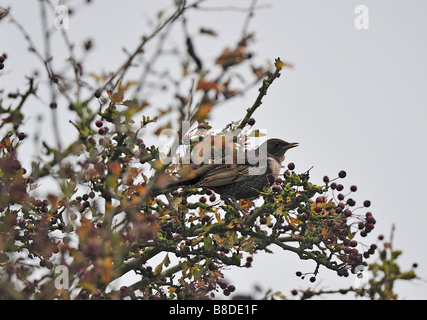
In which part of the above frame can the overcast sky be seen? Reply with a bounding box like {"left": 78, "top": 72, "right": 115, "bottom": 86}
{"left": 2, "top": 0, "right": 427, "bottom": 299}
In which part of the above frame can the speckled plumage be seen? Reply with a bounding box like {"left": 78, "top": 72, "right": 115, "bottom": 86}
{"left": 165, "top": 139, "right": 298, "bottom": 202}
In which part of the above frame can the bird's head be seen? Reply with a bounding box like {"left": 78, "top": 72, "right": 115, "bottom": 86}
{"left": 263, "top": 138, "right": 298, "bottom": 160}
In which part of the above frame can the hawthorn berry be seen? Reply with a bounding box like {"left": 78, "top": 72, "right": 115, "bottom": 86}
{"left": 363, "top": 200, "right": 371, "bottom": 207}
{"left": 95, "top": 120, "right": 103, "bottom": 128}
{"left": 272, "top": 184, "right": 282, "bottom": 192}
{"left": 338, "top": 170, "right": 347, "bottom": 178}
{"left": 287, "top": 162, "right": 295, "bottom": 170}
{"left": 247, "top": 118, "right": 256, "bottom": 126}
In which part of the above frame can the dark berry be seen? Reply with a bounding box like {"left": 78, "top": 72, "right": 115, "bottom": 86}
{"left": 315, "top": 196, "right": 324, "bottom": 203}
{"left": 346, "top": 198, "right": 356, "bottom": 206}
{"left": 95, "top": 120, "right": 103, "bottom": 128}
{"left": 323, "top": 176, "right": 330, "bottom": 183}
{"left": 287, "top": 162, "right": 295, "bottom": 170}
{"left": 309, "top": 276, "right": 316, "bottom": 283}
{"left": 291, "top": 289, "right": 298, "bottom": 296}
{"left": 94, "top": 89, "right": 102, "bottom": 98}
{"left": 363, "top": 200, "right": 371, "bottom": 207}
{"left": 350, "top": 185, "right": 357, "bottom": 192}
{"left": 314, "top": 205, "right": 322, "bottom": 214}
{"left": 338, "top": 170, "right": 347, "bottom": 178}
{"left": 18, "top": 132, "right": 27, "bottom": 140}
{"left": 272, "top": 184, "right": 282, "bottom": 192}
{"left": 247, "top": 118, "right": 256, "bottom": 126}
{"left": 295, "top": 271, "right": 302, "bottom": 277}
{"left": 336, "top": 184, "right": 344, "bottom": 191}
{"left": 209, "top": 194, "right": 216, "bottom": 202}
{"left": 199, "top": 196, "right": 207, "bottom": 203}
{"left": 98, "top": 127, "right": 106, "bottom": 135}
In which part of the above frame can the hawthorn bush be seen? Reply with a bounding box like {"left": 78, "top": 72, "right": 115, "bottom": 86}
{"left": 0, "top": 1, "right": 417, "bottom": 300}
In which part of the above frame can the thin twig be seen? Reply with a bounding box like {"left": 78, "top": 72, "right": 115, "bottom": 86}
{"left": 238, "top": 58, "right": 286, "bottom": 129}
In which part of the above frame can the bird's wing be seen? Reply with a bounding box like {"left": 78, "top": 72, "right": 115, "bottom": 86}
{"left": 194, "top": 164, "right": 258, "bottom": 188}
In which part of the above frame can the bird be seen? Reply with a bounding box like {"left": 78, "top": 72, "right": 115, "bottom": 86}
{"left": 162, "top": 138, "right": 298, "bottom": 213}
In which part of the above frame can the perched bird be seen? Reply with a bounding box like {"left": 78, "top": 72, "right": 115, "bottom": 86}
{"left": 163, "top": 138, "right": 298, "bottom": 212}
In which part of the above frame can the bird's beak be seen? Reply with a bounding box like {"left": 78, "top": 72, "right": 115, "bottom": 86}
{"left": 284, "top": 142, "right": 299, "bottom": 150}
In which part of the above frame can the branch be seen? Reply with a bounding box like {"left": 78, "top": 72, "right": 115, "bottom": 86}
{"left": 238, "top": 57, "right": 288, "bottom": 129}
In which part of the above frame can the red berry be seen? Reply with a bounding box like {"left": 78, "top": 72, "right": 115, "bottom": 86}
{"left": 336, "top": 184, "right": 344, "bottom": 191}
{"left": 287, "top": 162, "right": 295, "bottom": 170}
{"left": 337, "top": 193, "right": 345, "bottom": 201}
{"left": 199, "top": 196, "right": 207, "bottom": 203}
{"left": 95, "top": 120, "right": 103, "bottom": 128}
{"left": 323, "top": 176, "right": 330, "bottom": 183}
{"left": 315, "top": 196, "right": 324, "bottom": 203}
{"left": 314, "top": 205, "right": 322, "bottom": 213}
{"left": 350, "top": 185, "right": 357, "bottom": 192}
{"left": 338, "top": 170, "right": 347, "bottom": 178}
{"left": 209, "top": 194, "right": 216, "bottom": 202}
{"left": 291, "top": 289, "right": 298, "bottom": 296}
{"left": 0, "top": 63, "right": 4, "bottom": 70}
{"left": 197, "top": 123, "right": 206, "bottom": 130}
{"left": 98, "top": 127, "right": 106, "bottom": 135}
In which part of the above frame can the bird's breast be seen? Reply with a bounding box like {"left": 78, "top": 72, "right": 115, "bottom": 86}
{"left": 267, "top": 157, "right": 281, "bottom": 178}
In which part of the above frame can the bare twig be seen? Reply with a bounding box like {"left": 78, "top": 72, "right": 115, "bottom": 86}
{"left": 238, "top": 57, "right": 287, "bottom": 129}
{"left": 81, "top": 0, "right": 190, "bottom": 106}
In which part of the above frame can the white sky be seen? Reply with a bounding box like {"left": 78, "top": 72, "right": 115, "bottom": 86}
{"left": 1, "top": 0, "right": 427, "bottom": 299}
